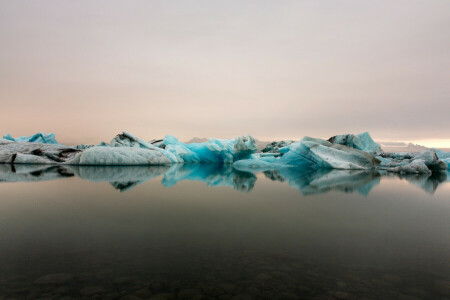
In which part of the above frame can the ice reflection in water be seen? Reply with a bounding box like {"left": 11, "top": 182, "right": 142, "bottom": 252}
{"left": 0, "top": 164, "right": 449, "bottom": 299}
{"left": 0, "top": 163, "right": 448, "bottom": 195}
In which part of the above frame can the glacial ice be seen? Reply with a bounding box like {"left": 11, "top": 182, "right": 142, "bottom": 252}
{"left": 3, "top": 132, "right": 59, "bottom": 144}
{"left": 376, "top": 149, "right": 448, "bottom": 174}
{"left": 0, "top": 138, "right": 170, "bottom": 166}
{"left": 435, "top": 149, "right": 450, "bottom": 165}
{"left": 1, "top": 131, "right": 448, "bottom": 176}
{"left": 162, "top": 134, "right": 257, "bottom": 163}
{"left": 97, "top": 132, "right": 257, "bottom": 164}
{"left": 72, "top": 147, "right": 171, "bottom": 166}
{"left": 327, "top": 132, "right": 382, "bottom": 154}
{"left": 234, "top": 136, "right": 381, "bottom": 171}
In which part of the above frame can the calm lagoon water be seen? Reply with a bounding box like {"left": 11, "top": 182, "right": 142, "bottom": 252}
{"left": 0, "top": 164, "right": 449, "bottom": 299}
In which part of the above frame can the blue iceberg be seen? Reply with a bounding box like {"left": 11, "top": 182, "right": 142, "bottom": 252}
{"left": 327, "top": 132, "right": 382, "bottom": 154}
{"left": 234, "top": 136, "right": 381, "bottom": 171}
{"left": 3, "top": 132, "right": 59, "bottom": 144}
{"left": 0, "top": 131, "right": 447, "bottom": 175}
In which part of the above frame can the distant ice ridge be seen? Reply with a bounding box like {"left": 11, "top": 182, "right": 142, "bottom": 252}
{"left": 3, "top": 132, "right": 59, "bottom": 144}
{"left": 0, "top": 131, "right": 448, "bottom": 174}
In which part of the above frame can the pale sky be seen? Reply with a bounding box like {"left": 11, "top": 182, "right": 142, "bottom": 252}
{"left": 0, "top": 0, "right": 449, "bottom": 146}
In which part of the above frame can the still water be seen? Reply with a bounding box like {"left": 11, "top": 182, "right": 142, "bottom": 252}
{"left": 0, "top": 164, "right": 449, "bottom": 299}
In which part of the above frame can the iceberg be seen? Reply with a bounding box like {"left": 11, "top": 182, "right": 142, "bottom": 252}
{"left": 0, "top": 132, "right": 257, "bottom": 166}
{"left": 162, "top": 134, "right": 257, "bottom": 163}
{"left": 3, "top": 132, "right": 59, "bottom": 144}
{"left": 72, "top": 147, "right": 171, "bottom": 166}
{"left": 327, "top": 132, "right": 382, "bottom": 154}
{"left": 376, "top": 149, "right": 448, "bottom": 174}
{"left": 435, "top": 149, "right": 450, "bottom": 165}
{"left": 234, "top": 136, "right": 381, "bottom": 171}
{"left": 0, "top": 131, "right": 447, "bottom": 175}
{"left": 0, "top": 139, "right": 81, "bottom": 164}
{"left": 240, "top": 133, "right": 447, "bottom": 175}
{"left": 0, "top": 138, "right": 170, "bottom": 166}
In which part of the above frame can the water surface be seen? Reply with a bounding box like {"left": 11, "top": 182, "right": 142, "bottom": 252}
{"left": 0, "top": 165, "right": 449, "bottom": 299}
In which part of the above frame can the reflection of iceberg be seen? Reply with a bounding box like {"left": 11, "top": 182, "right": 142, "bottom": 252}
{"left": 162, "top": 164, "right": 256, "bottom": 192}
{"left": 71, "top": 165, "right": 170, "bottom": 192}
{"left": 0, "top": 164, "right": 256, "bottom": 193}
{"left": 0, "top": 163, "right": 447, "bottom": 195}
{"left": 0, "top": 164, "right": 74, "bottom": 182}
{"left": 382, "top": 171, "right": 448, "bottom": 194}
{"left": 262, "top": 167, "right": 381, "bottom": 195}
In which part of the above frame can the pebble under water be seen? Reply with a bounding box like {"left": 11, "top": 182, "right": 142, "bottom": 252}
{"left": 0, "top": 165, "right": 449, "bottom": 299}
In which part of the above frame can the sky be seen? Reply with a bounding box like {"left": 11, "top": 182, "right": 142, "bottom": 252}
{"left": 0, "top": 0, "right": 449, "bottom": 146}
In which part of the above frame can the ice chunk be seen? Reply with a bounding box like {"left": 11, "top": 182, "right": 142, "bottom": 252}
{"left": 0, "top": 139, "right": 81, "bottom": 164}
{"left": 327, "top": 132, "right": 382, "bottom": 154}
{"left": 3, "top": 132, "right": 59, "bottom": 144}
{"left": 234, "top": 137, "right": 381, "bottom": 171}
{"left": 378, "top": 149, "right": 447, "bottom": 174}
{"left": 387, "top": 159, "right": 432, "bottom": 174}
{"left": 1, "top": 131, "right": 447, "bottom": 175}
{"left": 163, "top": 134, "right": 257, "bottom": 163}
{"left": 281, "top": 137, "right": 381, "bottom": 169}
{"left": 104, "top": 132, "right": 257, "bottom": 164}
{"left": 0, "top": 139, "right": 171, "bottom": 166}
{"left": 435, "top": 149, "right": 450, "bottom": 165}
{"left": 108, "top": 132, "right": 181, "bottom": 163}
{"left": 72, "top": 147, "right": 171, "bottom": 166}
